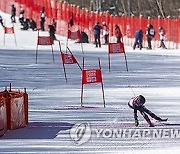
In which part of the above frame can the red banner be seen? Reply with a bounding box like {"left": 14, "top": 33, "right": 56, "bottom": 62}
{"left": 4, "top": 27, "right": 14, "bottom": 34}
{"left": 108, "top": 42, "right": 125, "bottom": 54}
{"left": 82, "top": 69, "right": 102, "bottom": 84}
{"left": 68, "top": 30, "right": 81, "bottom": 40}
{"left": 61, "top": 53, "right": 77, "bottom": 64}
{"left": 37, "top": 36, "right": 52, "bottom": 45}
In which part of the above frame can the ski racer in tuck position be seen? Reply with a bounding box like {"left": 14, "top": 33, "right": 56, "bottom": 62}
{"left": 128, "top": 95, "right": 168, "bottom": 127}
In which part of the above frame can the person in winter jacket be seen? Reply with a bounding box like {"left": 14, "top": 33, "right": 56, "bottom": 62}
{"left": 48, "top": 24, "right": 56, "bottom": 44}
{"left": 19, "top": 8, "right": 25, "bottom": 25}
{"left": 102, "top": 21, "right": 109, "bottom": 44}
{"left": 52, "top": 18, "right": 57, "bottom": 30}
{"left": 29, "top": 18, "right": 37, "bottom": 31}
{"left": 0, "top": 15, "right": 4, "bottom": 27}
{"left": 128, "top": 95, "right": 167, "bottom": 127}
{"left": 93, "top": 22, "right": 102, "bottom": 48}
{"left": 40, "top": 7, "right": 45, "bottom": 31}
{"left": 146, "top": 24, "right": 155, "bottom": 49}
{"left": 158, "top": 27, "right": 167, "bottom": 49}
{"left": 11, "top": 4, "right": 16, "bottom": 23}
{"left": 114, "top": 24, "right": 122, "bottom": 43}
{"left": 133, "top": 29, "right": 143, "bottom": 50}
{"left": 21, "top": 18, "right": 29, "bottom": 30}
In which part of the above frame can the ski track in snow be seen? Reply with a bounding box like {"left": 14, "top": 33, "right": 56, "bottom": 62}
{"left": 0, "top": 11, "right": 180, "bottom": 153}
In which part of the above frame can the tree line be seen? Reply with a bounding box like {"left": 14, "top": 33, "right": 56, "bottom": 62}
{"left": 61, "top": 0, "right": 180, "bottom": 18}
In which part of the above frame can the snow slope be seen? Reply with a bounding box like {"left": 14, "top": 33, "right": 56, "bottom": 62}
{"left": 0, "top": 11, "right": 180, "bottom": 154}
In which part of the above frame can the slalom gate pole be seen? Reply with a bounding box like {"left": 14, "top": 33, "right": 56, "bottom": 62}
{"left": 80, "top": 41, "right": 84, "bottom": 54}
{"left": 124, "top": 53, "right": 129, "bottom": 72}
{"left": 50, "top": 44, "right": 55, "bottom": 63}
{"left": 3, "top": 28, "right": 5, "bottom": 45}
{"left": 35, "top": 30, "right": 40, "bottom": 64}
{"left": 98, "top": 58, "right": 106, "bottom": 108}
{"left": 12, "top": 23, "right": 17, "bottom": 46}
{"left": 3, "top": 20, "right": 6, "bottom": 45}
{"left": 66, "top": 46, "right": 82, "bottom": 71}
{"left": 81, "top": 57, "right": 85, "bottom": 107}
{"left": 58, "top": 40, "right": 67, "bottom": 83}
{"left": 108, "top": 53, "right": 111, "bottom": 72}
{"left": 126, "top": 76, "right": 136, "bottom": 97}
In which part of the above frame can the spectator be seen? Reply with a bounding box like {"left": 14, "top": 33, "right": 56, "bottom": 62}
{"left": 102, "top": 21, "right": 109, "bottom": 44}
{"left": 19, "top": 8, "right": 25, "bottom": 25}
{"left": 48, "top": 24, "right": 56, "bottom": 44}
{"left": 40, "top": 7, "right": 45, "bottom": 31}
{"left": 11, "top": 4, "right": 16, "bottom": 23}
{"left": 29, "top": 18, "right": 37, "bottom": 31}
{"left": 133, "top": 29, "right": 143, "bottom": 50}
{"left": 146, "top": 24, "right": 155, "bottom": 49}
{"left": 51, "top": 18, "right": 57, "bottom": 30}
{"left": 93, "top": 22, "right": 102, "bottom": 48}
{"left": 114, "top": 24, "right": 122, "bottom": 43}
{"left": 158, "top": 27, "right": 167, "bottom": 49}
{"left": 21, "top": 18, "right": 29, "bottom": 30}
{"left": 68, "top": 13, "right": 74, "bottom": 27}
{"left": 0, "top": 15, "right": 4, "bottom": 27}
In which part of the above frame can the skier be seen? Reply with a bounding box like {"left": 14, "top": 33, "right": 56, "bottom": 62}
{"left": 93, "top": 22, "right": 102, "bottom": 48}
{"left": 133, "top": 29, "right": 143, "bottom": 50}
{"left": 146, "top": 24, "right": 155, "bottom": 49}
{"left": 102, "top": 21, "right": 109, "bottom": 44}
{"left": 128, "top": 95, "right": 168, "bottom": 127}
{"left": 158, "top": 27, "right": 167, "bottom": 49}
{"left": 114, "top": 24, "right": 122, "bottom": 43}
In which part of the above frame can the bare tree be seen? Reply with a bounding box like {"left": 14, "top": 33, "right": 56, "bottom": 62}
{"left": 61, "top": 0, "right": 180, "bottom": 18}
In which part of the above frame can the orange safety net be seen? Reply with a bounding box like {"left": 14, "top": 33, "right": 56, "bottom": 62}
{"left": 0, "top": 89, "right": 28, "bottom": 131}
{"left": 0, "top": 96, "right": 7, "bottom": 137}
{"left": 0, "top": 0, "right": 179, "bottom": 48}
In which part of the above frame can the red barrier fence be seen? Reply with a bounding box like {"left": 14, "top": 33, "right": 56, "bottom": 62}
{"left": 0, "top": 96, "right": 7, "bottom": 137}
{"left": 0, "top": 86, "right": 28, "bottom": 137}
{"left": 0, "top": 0, "right": 179, "bottom": 48}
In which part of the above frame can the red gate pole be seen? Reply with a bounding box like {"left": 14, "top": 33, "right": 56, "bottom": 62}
{"left": 81, "top": 57, "right": 85, "bottom": 107}
{"left": 108, "top": 52, "right": 111, "bottom": 72}
{"left": 58, "top": 40, "right": 67, "bottom": 82}
{"left": 3, "top": 28, "right": 5, "bottom": 45}
{"left": 108, "top": 43, "right": 111, "bottom": 72}
{"left": 124, "top": 52, "right": 128, "bottom": 72}
{"left": 35, "top": 30, "right": 40, "bottom": 64}
{"left": 50, "top": 43, "right": 55, "bottom": 63}
{"left": 66, "top": 46, "right": 82, "bottom": 71}
{"left": 98, "top": 58, "right": 105, "bottom": 108}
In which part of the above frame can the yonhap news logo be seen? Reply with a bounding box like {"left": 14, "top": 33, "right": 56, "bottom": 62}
{"left": 70, "top": 122, "right": 180, "bottom": 145}
{"left": 70, "top": 122, "right": 91, "bottom": 145}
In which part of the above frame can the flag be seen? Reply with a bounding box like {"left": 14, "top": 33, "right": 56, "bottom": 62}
{"left": 108, "top": 42, "right": 125, "bottom": 54}
{"left": 61, "top": 53, "right": 77, "bottom": 64}
{"left": 82, "top": 69, "right": 102, "bottom": 84}
{"left": 68, "top": 30, "right": 81, "bottom": 40}
{"left": 4, "top": 27, "right": 14, "bottom": 34}
{"left": 37, "top": 36, "right": 52, "bottom": 45}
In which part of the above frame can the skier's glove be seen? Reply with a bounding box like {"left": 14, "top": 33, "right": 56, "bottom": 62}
{"left": 135, "top": 120, "right": 139, "bottom": 127}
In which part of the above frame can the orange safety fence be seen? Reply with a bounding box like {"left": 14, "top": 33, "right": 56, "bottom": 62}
{"left": 0, "top": 96, "right": 7, "bottom": 137}
{"left": 0, "top": 86, "right": 28, "bottom": 137}
{"left": 0, "top": 0, "right": 179, "bottom": 49}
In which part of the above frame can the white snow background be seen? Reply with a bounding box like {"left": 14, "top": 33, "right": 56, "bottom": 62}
{"left": 0, "top": 11, "right": 180, "bottom": 154}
